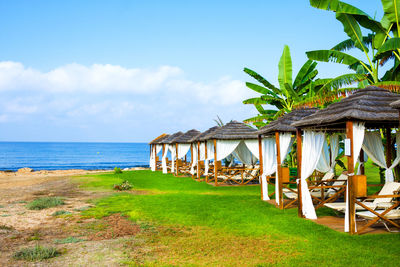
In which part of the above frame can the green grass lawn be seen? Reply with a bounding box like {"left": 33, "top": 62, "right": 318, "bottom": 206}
{"left": 76, "top": 163, "right": 400, "bottom": 266}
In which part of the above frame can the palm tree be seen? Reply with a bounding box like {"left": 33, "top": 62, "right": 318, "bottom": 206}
{"left": 307, "top": 0, "right": 400, "bottom": 87}
{"left": 243, "top": 45, "right": 363, "bottom": 128}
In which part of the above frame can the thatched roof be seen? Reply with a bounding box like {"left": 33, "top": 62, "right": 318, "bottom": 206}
{"left": 292, "top": 86, "right": 400, "bottom": 129}
{"left": 160, "top": 131, "right": 184, "bottom": 144}
{"left": 257, "top": 108, "right": 318, "bottom": 136}
{"left": 390, "top": 99, "right": 400, "bottom": 109}
{"left": 172, "top": 129, "right": 201, "bottom": 143}
{"left": 189, "top": 126, "right": 220, "bottom": 142}
{"left": 149, "top": 134, "right": 169, "bottom": 145}
{"left": 207, "top": 121, "right": 257, "bottom": 140}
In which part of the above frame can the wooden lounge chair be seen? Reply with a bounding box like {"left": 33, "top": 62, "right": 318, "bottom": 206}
{"left": 356, "top": 207, "right": 400, "bottom": 232}
{"left": 324, "top": 182, "right": 400, "bottom": 212}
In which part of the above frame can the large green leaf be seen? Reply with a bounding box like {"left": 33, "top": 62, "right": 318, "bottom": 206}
{"left": 335, "top": 12, "right": 368, "bottom": 52}
{"left": 245, "top": 82, "right": 271, "bottom": 95}
{"left": 284, "top": 83, "right": 300, "bottom": 102}
{"left": 381, "top": 0, "right": 400, "bottom": 26}
{"left": 374, "top": 37, "right": 400, "bottom": 61}
{"left": 306, "top": 49, "right": 360, "bottom": 66}
{"left": 242, "top": 97, "right": 268, "bottom": 105}
{"left": 317, "top": 73, "right": 367, "bottom": 93}
{"left": 293, "top": 60, "right": 317, "bottom": 88}
{"left": 278, "top": 45, "right": 293, "bottom": 90}
{"left": 243, "top": 68, "right": 280, "bottom": 94}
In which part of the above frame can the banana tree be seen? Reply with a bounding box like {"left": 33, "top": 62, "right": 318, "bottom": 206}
{"left": 243, "top": 45, "right": 364, "bottom": 128}
{"left": 308, "top": 0, "right": 400, "bottom": 86}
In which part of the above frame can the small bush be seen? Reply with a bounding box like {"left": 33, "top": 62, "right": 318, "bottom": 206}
{"left": 114, "top": 167, "right": 123, "bottom": 174}
{"left": 113, "top": 180, "right": 133, "bottom": 191}
{"left": 13, "top": 245, "right": 60, "bottom": 261}
{"left": 54, "top": 236, "right": 84, "bottom": 244}
{"left": 51, "top": 210, "right": 71, "bottom": 216}
{"left": 0, "top": 224, "right": 13, "bottom": 230}
{"left": 26, "top": 197, "right": 64, "bottom": 210}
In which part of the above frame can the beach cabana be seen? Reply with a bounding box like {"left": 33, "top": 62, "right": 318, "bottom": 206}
{"left": 170, "top": 129, "right": 201, "bottom": 176}
{"left": 292, "top": 86, "right": 400, "bottom": 234}
{"left": 205, "top": 121, "right": 260, "bottom": 186}
{"left": 188, "top": 126, "right": 220, "bottom": 181}
{"left": 149, "top": 134, "right": 170, "bottom": 171}
{"left": 256, "top": 108, "right": 318, "bottom": 209}
{"left": 160, "top": 131, "right": 184, "bottom": 174}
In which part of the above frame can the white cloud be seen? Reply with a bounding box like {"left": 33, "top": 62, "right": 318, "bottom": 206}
{"left": 0, "top": 61, "right": 259, "bottom": 141}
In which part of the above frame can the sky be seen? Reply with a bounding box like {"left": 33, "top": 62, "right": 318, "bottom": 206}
{"left": 0, "top": 0, "right": 384, "bottom": 142}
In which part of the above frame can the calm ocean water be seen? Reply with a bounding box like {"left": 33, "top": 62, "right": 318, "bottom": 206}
{"left": 0, "top": 142, "right": 150, "bottom": 171}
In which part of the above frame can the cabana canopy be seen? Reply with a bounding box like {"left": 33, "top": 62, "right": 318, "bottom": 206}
{"left": 160, "top": 131, "right": 184, "bottom": 173}
{"left": 390, "top": 99, "right": 400, "bottom": 109}
{"left": 207, "top": 121, "right": 258, "bottom": 140}
{"left": 172, "top": 129, "right": 201, "bottom": 143}
{"left": 292, "top": 86, "right": 400, "bottom": 129}
{"left": 160, "top": 132, "right": 184, "bottom": 144}
{"left": 190, "top": 126, "right": 220, "bottom": 142}
{"left": 170, "top": 129, "right": 201, "bottom": 176}
{"left": 257, "top": 108, "right": 318, "bottom": 136}
{"left": 149, "top": 134, "right": 170, "bottom": 145}
{"left": 149, "top": 134, "right": 169, "bottom": 171}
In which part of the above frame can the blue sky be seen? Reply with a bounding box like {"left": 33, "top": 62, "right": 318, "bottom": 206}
{"left": 0, "top": 0, "right": 383, "bottom": 142}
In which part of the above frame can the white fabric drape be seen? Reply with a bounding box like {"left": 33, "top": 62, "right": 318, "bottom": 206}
{"left": 150, "top": 146, "right": 155, "bottom": 171}
{"left": 170, "top": 145, "right": 176, "bottom": 173}
{"left": 388, "top": 132, "right": 400, "bottom": 180}
{"left": 233, "top": 141, "right": 257, "bottom": 165}
{"left": 330, "top": 134, "right": 340, "bottom": 171}
{"left": 199, "top": 142, "right": 206, "bottom": 160}
{"left": 190, "top": 143, "right": 198, "bottom": 175}
{"left": 162, "top": 145, "right": 169, "bottom": 173}
{"left": 344, "top": 122, "right": 365, "bottom": 232}
{"left": 261, "top": 138, "right": 276, "bottom": 201}
{"left": 275, "top": 133, "right": 294, "bottom": 205}
{"left": 300, "top": 131, "right": 326, "bottom": 219}
{"left": 177, "top": 144, "right": 191, "bottom": 159}
{"left": 150, "top": 145, "right": 163, "bottom": 171}
{"left": 216, "top": 140, "right": 241, "bottom": 161}
{"left": 316, "top": 139, "right": 330, "bottom": 173}
{"left": 204, "top": 141, "right": 214, "bottom": 175}
{"left": 244, "top": 139, "right": 259, "bottom": 159}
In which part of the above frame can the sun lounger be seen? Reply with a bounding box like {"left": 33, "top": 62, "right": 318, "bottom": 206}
{"left": 310, "top": 173, "right": 348, "bottom": 199}
{"left": 324, "top": 182, "right": 400, "bottom": 212}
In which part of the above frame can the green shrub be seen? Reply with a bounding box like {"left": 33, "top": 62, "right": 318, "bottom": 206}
{"left": 114, "top": 167, "right": 123, "bottom": 174}
{"left": 0, "top": 224, "right": 13, "bottom": 230}
{"left": 13, "top": 245, "right": 60, "bottom": 261}
{"left": 26, "top": 197, "right": 64, "bottom": 210}
{"left": 54, "top": 236, "right": 84, "bottom": 244}
{"left": 51, "top": 210, "right": 71, "bottom": 216}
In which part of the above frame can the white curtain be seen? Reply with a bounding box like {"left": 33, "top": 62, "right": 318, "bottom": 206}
{"left": 170, "top": 145, "right": 176, "bottom": 173}
{"left": 275, "top": 133, "right": 294, "bottom": 205}
{"left": 150, "top": 146, "right": 155, "bottom": 171}
{"left": 344, "top": 122, "right": 365, "bottom": 232}
{"left": 388, "top": 132, "right": 400, "bottom": 179}
{"left": 162, "top": 145, "right": 169, "bottom": 173}
{"left": 233, "top": 141, "right": 258, "bottom": 165}
{"left": 204, "top": 141, "right": 214, "bottom": 175}
{"left": 330, "top": 134, "right": 340, "bottom": 171}
{"left": 199, "top": 142, "right": 206, "bottom": 160}
{"left": 190, "top": 143, "right": 198, "bottom": 175}
{"left": 216, "top": 140, "right": 241, "bottom": 161}
{"left": 316, "top": 139, "right": 330, "bottom": 173}
{"left": 177, "top": 144, "right": 191, "bottom": 159}
{"left": 261, "top": 138, "right": 276, "bottom": 201}
{"left": 300, "top": 131, "right": 326, "bottom": 219}
{"left": 244, "top": 139, "right": 259, "bottom": 159}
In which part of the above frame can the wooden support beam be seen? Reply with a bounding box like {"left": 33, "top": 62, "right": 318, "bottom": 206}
{"left": 275, "top": 131, "right": 283, "bottom": 209}
{"left": 175, "top": 143, "right": 179, "bottom": 176}
{"left": 205, "top": 142, "right": 208, "bottom": 183}
{"left": 197, "top": 141, "right": 201, "bottom": 181}
{"left": 214, "top": 139, "right": 218, "bottom": 186}
{"left": 346, "top": 121, "right": 356, "bottom": 235}
{"left": 296, "top": 129, "right": 303, "bottom": 218}
{"left": 258, "top": 135, "right": 264, "bottom": 200}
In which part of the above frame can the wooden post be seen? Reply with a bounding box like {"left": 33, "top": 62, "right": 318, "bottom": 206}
{"left": 386, "top": 127, "right": 392, "bottom": 168}
{"left": 214, "top": 139, "right": 218, "bottom": 186}
{"left": 275, "top": 132, "right": 283, "bottom": 209}
{"left": 346, "top": 121, "right": 356, "bottom": 235}
{"left": 258, "top": 135, "right": 264, "bottom": 200}
{"left": 175, "top": 143, "right": 179, "bottom": 176}
{"left": 296, "top": 129, "right": 303, "bottom": 218}
{"left": 153, "top": 145, "right": 157, "bottom": 170}
{"left": 205, "top": 142, "right": 209, "bottom": 182}
{"left": 197, "top": 141, "right": 201, "bottom": 180}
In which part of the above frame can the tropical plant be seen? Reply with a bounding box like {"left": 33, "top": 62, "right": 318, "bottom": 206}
{"left": 308, "top": 0, "right": 400, "bottom": 88}
{"left": 243, "top": 45, "right": 363, "bottom": 127}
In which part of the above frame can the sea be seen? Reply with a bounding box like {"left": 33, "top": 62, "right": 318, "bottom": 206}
{"left": 0, "top": 142, "right": 150, "bottom": 171}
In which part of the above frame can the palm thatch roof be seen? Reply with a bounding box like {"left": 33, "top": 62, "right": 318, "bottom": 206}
{"left": 149, "top": 133, "right": 169, "bottom": 145}
{"left": 172, "top": 129, "right": 201, "bottom": 143}
{"left": 257, "top": 108, "right": 318, "bottom": 136}
{"left": 390, "top": 99, "right": 400, "bottom": 109}
{"left": 207, "top": 121, "right": 257, "bottom": 140}
{"left": 189, "top": 126, "right": 220, "bottom": 142}
{"left": 160, "top": 131, "right": 184, "bottom": 144}
{"left": 292, "top": 86, "right": 400, "bottom": 129}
